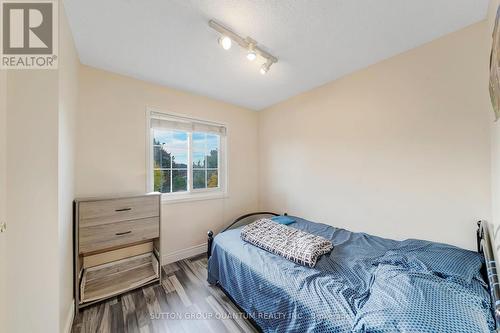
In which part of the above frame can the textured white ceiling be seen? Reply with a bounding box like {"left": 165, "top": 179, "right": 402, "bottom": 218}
{"left": 64, "top": 0, "right": 489, "bottom": 110}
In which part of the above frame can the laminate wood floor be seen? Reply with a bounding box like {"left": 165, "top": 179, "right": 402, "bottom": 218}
{"left": 72, "top": 254, "right": 259, "bottom": 333}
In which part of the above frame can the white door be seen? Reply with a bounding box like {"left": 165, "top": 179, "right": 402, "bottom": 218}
{"left": 0, "top": 70, "right": 7, "bottom": 332}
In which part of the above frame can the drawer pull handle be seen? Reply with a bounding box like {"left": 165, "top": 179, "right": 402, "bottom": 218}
{"left": 115, "top": 208, "right": 132, "bottom": 212}
{"left": 115, "top": 231, "right": 132, "bottom": 236}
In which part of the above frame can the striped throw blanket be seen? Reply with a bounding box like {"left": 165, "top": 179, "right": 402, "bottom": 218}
{"left": 240, "top": 219, "right": 333, "bottom": 267}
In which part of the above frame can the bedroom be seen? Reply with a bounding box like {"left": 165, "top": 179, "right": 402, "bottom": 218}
{"left": 1, "top": 0, "right": 499, "bottom": 332}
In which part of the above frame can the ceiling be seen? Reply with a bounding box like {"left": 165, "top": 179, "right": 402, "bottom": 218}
{"left": 64, "top": 0, "right": 489, "bottom": 110}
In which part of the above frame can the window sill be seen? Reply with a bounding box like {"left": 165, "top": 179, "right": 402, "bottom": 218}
{"left": 160, "top": 191, "right": 228, "bottom": 204}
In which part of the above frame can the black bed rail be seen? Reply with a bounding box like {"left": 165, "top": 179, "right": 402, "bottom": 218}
{"left": 207, "top": 211, "right": 281, "bottom": 258}
{"left": 477, "top": 220, "right": 500, "bottom": 329}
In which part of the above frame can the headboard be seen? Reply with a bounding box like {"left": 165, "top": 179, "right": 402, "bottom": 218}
{"left": 477, "top": 220, "right": 500, "bottom": 328}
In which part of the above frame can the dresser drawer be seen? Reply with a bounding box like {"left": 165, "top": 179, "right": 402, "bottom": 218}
{"left": 79, "top": 195, "right": 159, "bottom": 227}
{"left": 79, "top": 217, "right": 160, "bottom": 254}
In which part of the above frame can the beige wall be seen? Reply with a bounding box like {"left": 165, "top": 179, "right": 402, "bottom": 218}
{"left": 6, "top": 69, "right": 60, "bottom": 333}
{"left": 258, "top": 21, "right": 491, "bottom": 250}
{"left": 76, "top": 66, "right": 259, "bottom": 259}
{"left": 3, "top": 3, "right": 79, "bottom": 332}
{"left": 58, "top": 2, "right": 79, "bottom": 331}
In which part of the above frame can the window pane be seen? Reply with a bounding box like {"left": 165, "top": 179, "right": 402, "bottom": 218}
{"left": 207, "top": 169, "right": 218, "bottom": 188}
{"left": 172, "top": 170, "right": 187, "bottom": 192}
{"left": 172, "top": 131, "right": 188, "bottom": 168}
{"left": 192, "top": 152, "right": 205, "bottom": 168}
{"left": 206, "top": 134, "right": 219, "bottom": 151}
{"left": 206, "top": 148, "right": 218, "bottom": 168}
{"left": 159, "top": 145, "right": 171, "bottom": 168}
{"left": 192, "top": 132, "right": 206, "bottom": 151}
{"left": 193, "top": 132, "right": 219, "bottom": 169}
{"left": 153, "top": 146, "right": 161, "bottom": 168}
{"left": 158, "top": 130, "right": 188, "bottom": 169}
{"left": 193, "top": 170, "right": 206, "bottom": 189}
{"left": 153, "top": 130, "right": 169, "bottom": 145}
{"left": 172, "top": 152, "right": 188, "bottom": 169}
{"left": 207, "top": 134, "right": 219, "bottom": 168}
{"left": 154, "top": 170, "right": 171, "bottom": 193}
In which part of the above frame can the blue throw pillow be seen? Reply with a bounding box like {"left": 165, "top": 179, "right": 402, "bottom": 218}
{"left": 271, "top": 215, "right": 295, "bottom": 225}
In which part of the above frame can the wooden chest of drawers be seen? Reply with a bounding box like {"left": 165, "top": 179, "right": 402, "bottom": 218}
{"left": 74, "top": 193, "right": 161, "bottom": 312}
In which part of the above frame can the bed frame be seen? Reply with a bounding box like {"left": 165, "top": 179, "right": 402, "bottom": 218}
{"left": 207, "top": 212, "right": 280, "bottom": 332}
{"left": 477, "top": 220, "right": 500, "bottom": 329}
{"left": 208, "top": 215, "right": 500, "bottom": 331}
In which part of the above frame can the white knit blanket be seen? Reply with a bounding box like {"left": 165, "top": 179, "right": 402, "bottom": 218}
{"left": 240, "top": 219, "right": 333, "bottom": 267}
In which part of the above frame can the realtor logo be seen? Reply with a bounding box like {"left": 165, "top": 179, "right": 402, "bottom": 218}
{"left": 1, "top": 0, "right": 58, "bottom": 69}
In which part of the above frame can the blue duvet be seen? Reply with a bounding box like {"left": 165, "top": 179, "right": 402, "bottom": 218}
{"left": 207, "top": 217, "right": 495, "bottom": 332}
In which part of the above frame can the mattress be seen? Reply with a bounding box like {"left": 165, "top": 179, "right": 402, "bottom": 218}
{"left": 207, "top": 217, "right": 494, "bottom": 333}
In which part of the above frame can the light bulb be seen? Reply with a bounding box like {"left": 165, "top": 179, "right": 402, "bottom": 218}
{"left": 247, "top": 50, "right": 257, "bottom": 61}
{"left": 218, "top": 36, "right": 232, "bottom": 50}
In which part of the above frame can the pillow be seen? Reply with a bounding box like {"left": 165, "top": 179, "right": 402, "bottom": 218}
{"left": 271, "top": 215, "right": 295, "bottom": 225}
{"left": 352, "top": 265, "right": 494, "bottom": 333}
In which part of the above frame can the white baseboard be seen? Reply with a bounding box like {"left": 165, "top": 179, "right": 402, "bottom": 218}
{"left": 63, "top": 300, "right": 75, "bottom": 333}
{"left": 162, "top": 243, "right": 206, "bottom": 264}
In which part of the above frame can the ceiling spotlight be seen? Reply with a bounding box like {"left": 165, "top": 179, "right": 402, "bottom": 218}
{"left": 247, "top": 50, "right": 257, "bottom": 61}
{"left": 218, "top": 36, "right": 232, "bottom": 50}
{"left": 246, "top": 40, "right": 257, "bottom": 61}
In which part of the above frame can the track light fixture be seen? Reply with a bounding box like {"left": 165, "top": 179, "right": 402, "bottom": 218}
{"left": 209, "top": 19, "right": 278, "bottom": 74}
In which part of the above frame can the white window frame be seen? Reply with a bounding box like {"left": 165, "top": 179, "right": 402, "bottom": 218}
{"left": 146, "top": 109, "right": 228, "bottom": 203}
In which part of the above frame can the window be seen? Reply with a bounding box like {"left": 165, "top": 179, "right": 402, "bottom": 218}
{"left": 148, "top": 111, "right": 226, "bottom": 201}
{"left": 152, "top": 130, "right": 189, "bottom": 193}
{"left": 192, "top": 132, "right": 220, "bottom": 189}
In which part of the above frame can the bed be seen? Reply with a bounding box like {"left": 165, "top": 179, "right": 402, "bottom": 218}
{"left": 207, "top": 213, "right": 498, "bottom": 333}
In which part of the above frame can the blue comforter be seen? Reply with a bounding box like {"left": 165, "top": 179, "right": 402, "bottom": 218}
{"left": 207, "top": 217, "right": 494, "bottom": 332}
